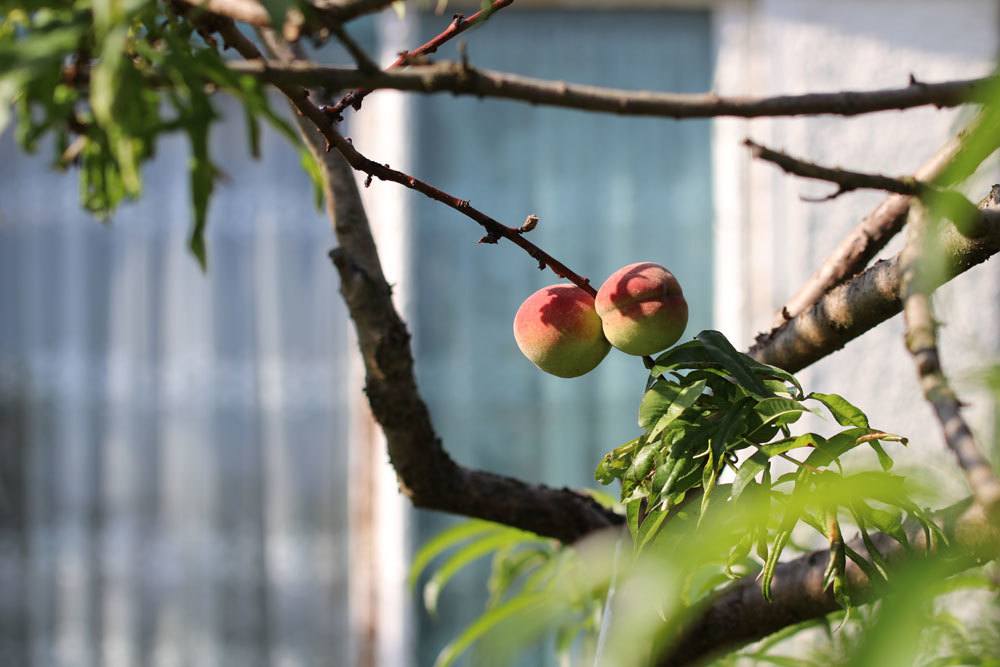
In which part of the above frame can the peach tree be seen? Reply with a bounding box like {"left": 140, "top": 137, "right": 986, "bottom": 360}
{"left": 4, "top": 0, "right": 1000, "bottom": 665}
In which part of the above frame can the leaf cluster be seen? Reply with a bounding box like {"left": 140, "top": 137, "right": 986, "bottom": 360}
{"left": 1, "top": 0, "right": 320, "bottom": 267}
{"left": 595, "top": 330, "right": 922, "bottom": 600}
{"left": 409, "top": 519, "right": 607, "bottom": 667}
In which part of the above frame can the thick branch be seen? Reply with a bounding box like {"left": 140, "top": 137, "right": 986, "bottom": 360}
{"left": 229, "top": 59, "right": 996, "bottom": 119}
{"left": 272, "top": 43, "right": 620, "bottom": 544}
{"left": 328, "top": 0, "right": 514, "bottom": 117}
{"left": 901, "top": 203, "right": 1000, "bottom": 515}
{"left": 773, "top": 111, "right": 1000, "bottom": 327}
{"left": 659, "top": 499, "right": 998, "bottom": 666}
{"left": 749, "top": 192, "right": 1000, "bottom": 373}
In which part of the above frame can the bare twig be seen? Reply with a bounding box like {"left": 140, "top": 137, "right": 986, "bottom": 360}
{"left": 900, "top": 202, "right": 1000, "bottom": 515}
{"left": 772, "top": 111, "right": 1000, "bottom": 327}
{"left": 745, "top": 139, "right": 986, "bottom": 236}
{"left": 749, "top": 190, "right": 1000, "bottom": 373}
{"left": 229, "top": 59, "right": 997, "bottom": 119}
{"left": 214, "top": 19, "right": 597, "bottom": 294}
{"left": 327, "top": 0, "right": 514, "bottom": 117}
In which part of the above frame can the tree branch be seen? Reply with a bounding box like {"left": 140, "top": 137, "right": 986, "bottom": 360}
{"left": 210, "top": 17, "right": 1000, "bottom": 656}
{"left": 749, "top": 189, "right": 1000, "bottom": 373}
{"left": 258, "top": 32, "right": 621, "bottom": 544}
{"left": 229, "top": 59, "right": 997, "bottom": 119}
{"left": 658, "top": 499, "right": 999, "bottom": 666}
{"left": 900, "top": 202, "right": 1000, "bottom": 515}
{"left": 327, "top": 0, "right": 514, "bottom": 118}
{"left": 744, "top": 139, "right": 985, "bottom": 237}
{"left": 214, "top": 20, "right": 598, "bottom": 294}
{"left": 772, "top": 110, "right": 1000, "bottom": 327}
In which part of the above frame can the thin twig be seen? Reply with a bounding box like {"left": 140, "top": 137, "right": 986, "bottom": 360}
{"left": 770, "top": 110, "right": 1000, "bottom": 327}
{"left": 900, "top": 202, "right": 1000, "bottom": 516}
{"left": 214, "top": 19, "right": 597, "bottom": 294}
{"left": 228, "top": 59, "right": 997, "bottom": 119}
{"left": 327, "top": 0, "right": 514, "bottom": 117}
{"left": 744, "top": 139, "right": 986, "bottom": 236}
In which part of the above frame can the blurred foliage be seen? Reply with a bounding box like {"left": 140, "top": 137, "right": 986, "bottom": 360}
{"left": 0, "top": 0, "right": 318, "bottom": 267}
{"left": 418, "top": 331, "right": 999, "bottom": 666}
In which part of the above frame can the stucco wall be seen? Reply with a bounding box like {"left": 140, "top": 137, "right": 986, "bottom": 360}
{"left": 713, "top": 0, "right": 1000, "bottom": 501}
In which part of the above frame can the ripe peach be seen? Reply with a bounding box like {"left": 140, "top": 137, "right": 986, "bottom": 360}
{"left": 595, "top": 262, "right": 688, "bottom": 356}
{"left": 513, "top": 284, "right": 611, "bottom": 378}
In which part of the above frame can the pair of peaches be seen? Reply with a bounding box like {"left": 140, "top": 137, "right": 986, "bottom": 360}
{"left": 513, "top": 262, "right": 689, "bottom": 378}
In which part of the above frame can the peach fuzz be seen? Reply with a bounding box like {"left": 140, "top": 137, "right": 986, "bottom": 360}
{"left": 513, "top": 284, "right": 611, "bottom": 378}
{"left": 595, "top": 262, "right": 688, "bottom": 356}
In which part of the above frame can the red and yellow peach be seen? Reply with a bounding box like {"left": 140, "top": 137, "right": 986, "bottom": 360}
{"left": 513, "top": 284, "right": 611, "bottom": 378}
{"left": 595, "top": 262, "right": 688, "bottom": 356}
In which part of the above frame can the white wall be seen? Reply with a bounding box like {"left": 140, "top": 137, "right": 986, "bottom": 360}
{"left": 713, "top": 0, "right": 1000, "bottom": 501}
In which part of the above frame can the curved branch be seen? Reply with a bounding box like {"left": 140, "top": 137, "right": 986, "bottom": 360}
{"left": 772, "top": 111, "right": 1000, "bottom": 327}
{"left": 230, "top": 59, "right": 997, "bottom": 119}
{"left": 246, "top": 27, "right": 621, "bottom": 543}
{"left": 749, "top": 190, "right": 1000, "bottom": 373}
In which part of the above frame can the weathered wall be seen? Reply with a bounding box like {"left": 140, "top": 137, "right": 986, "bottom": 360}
{"left": 713, "top": 0, "right": 1000, "bottom": 501}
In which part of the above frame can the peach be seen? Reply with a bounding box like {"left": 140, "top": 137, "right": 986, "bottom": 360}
{"left": 595, "top": 262, "right": 688, "bottom": 356}
{"left": 513, "top": 284, "right": 611, "bottom": 378}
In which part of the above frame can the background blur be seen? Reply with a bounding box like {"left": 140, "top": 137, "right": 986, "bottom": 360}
{"left": 0, "top": 1, "right": 998, "bottom": 666}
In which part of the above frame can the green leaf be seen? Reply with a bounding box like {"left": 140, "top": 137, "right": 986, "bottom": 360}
{"left": 869, "top": 440, "right": 894, "bottom": 471}
{"left": 625, "top": 497, "right": 642, "bottom": 541}
{"left": 638, "top": 377, "right": 706, "bottom": 433}
{"left": 757, "top": 433, "right": 825, "bottom": 458}
{"left": 408, "top": 520, "right": 501, "bottom": 587}
{"left": 486, "top": 546, "right": 550, "bottom": 608}
{"left": 761, "top": 526, "right": 792, "bottom": 601}
{"left": 804, "top": 427, "right": 869, "bottom": 468}
{"left": 696, "top": 330, "right": 771, "bottom": 396}
{"left": 300, "top": 148, "right": 325, "bottom": 210}
{"left": 733, "top": 452, "right": 768, "bottom": 500}
{"left": 423, "top": 530, "right": 546, "bottom": 614}
{"left": 624, "top": 440, "right": 658, "bottom": 483}
{"left": 433, "top": 593, "right": 548, "bottom": 667}
{"left": 650, "top": 339, "right": 715, "bottom": 377}
{"left": 748, "top": 360, "right": 805, "bottom": 399}
{"left": 601, "top": 437, "right": 643, "bottom": 483}
{"left": 636, "top": 505, "right": 670, "bottom": 551}
{"left": 809, "top": 392, "right": 870, "bottom": 429}
{"left": 710, "top": 398, "right": 754, "bottom": 456}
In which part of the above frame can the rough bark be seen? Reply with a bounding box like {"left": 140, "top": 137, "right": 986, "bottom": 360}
{"left": 658, "top": 500, "right": 998, "bottom": 666}
{"left": 749, "top": 198, "right": 1000, "bottom": 373}
{"left": 287, "top": 73, "right": 619, "bottom": 544}
{"left": 772, "top": 111, "right": 1000, "bottom": 326}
